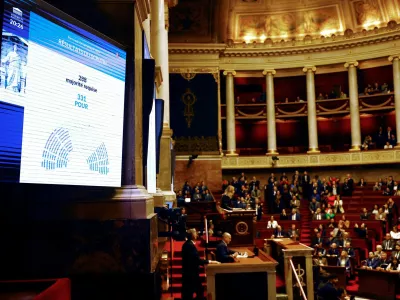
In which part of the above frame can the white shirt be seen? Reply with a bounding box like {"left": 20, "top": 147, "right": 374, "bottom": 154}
{"left": 391, "top": 231, "right": 400, "bottom": 239}
{"left": 267, "top": 220, "right": 278, "bottom": 229}
{"left": 292, "top": 214, "right": 297, "bottom": 220}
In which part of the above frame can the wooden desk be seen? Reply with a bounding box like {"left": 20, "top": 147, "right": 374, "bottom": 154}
{"left": 357, "top": 268, "right": 399, "bottom": 300}
{"left": 206, "top": 248, "right": 277, "bottom": 300}
{"left": 266, "top": 238, "right": 315, "bottom": 300}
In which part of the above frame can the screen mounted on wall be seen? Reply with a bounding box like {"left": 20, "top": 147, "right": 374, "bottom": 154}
{"left": 0, "top": 0, "right": 127, "bottom": 187}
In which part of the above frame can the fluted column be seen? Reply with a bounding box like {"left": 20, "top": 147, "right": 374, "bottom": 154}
{"left": 345, "top": 61, "right": 361, "bottom": 151}
{"left": 389, "top": 55, "right": 400, "bottom": 148}
{"left": 223, "top": 70, "right": 238, "bottom": 156}
{"left": 262, "top": 69, "right": 278, "bottom": 155}
{"left": 303, "top": 66, "right": 320, "bottom": 153}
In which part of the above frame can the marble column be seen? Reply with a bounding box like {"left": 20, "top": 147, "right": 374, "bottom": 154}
{"left": 305, "top": 255, "right": 315, "bottom": 300}
{"left": 262, "top": 69, "right": 278, "bottom": 155}
{"left": 284, "top": 255, "right": 293, "bottom": 300}
{"left": 389, "top": 55, "right": 400, "bottom": 148}
{"left": 151, "top": 0, "right": 175, "bottom": 200}
{"left": 303, "top": 66, "right": 320, "bottom": 153}
{"left": 223, "top": 70, "right": 238, "bottom": 156}
{"left": 345, "top": 61, "right": 362, "bottom": 151}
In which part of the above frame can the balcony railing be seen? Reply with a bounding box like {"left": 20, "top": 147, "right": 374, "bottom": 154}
{"left": 221, "top": 92, "right": 394, "bottom": 119}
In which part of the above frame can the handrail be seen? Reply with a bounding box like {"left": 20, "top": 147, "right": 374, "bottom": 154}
{"left": 288, "top": 258, "right": 308, "bottom": 300}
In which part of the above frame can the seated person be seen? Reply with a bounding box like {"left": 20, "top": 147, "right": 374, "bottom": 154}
{"left": 203, "top": 189, "right": 213, "bottom": 201}
{"left": 376, "top": 252, "right": 391, "bottom": 270}
{"left": 309, "top": 198, "right": 320, "bottom": 215}
{"left": 327, "top": 243, "right": 340, "bottom": 257}
{"left": 362, "top": 252, "right": 379, "bottom": 269}
{"left": 392, "top": 244, "right": 400, "bottom": 260}
{"left": 313, "top": 208, "right": 325, "bottom": 220}
{"left": 290, "top": 208, "right": 301, "bottom": 221}
{"left": 360, "top": 208, "right": 370, "bottom": 220}
{"left": 386, "top": 256, "right": 400, "bottom": 271}
{"left": 373, "top": 182, "right": 381, "bottom": 191}
{"left": 267, "top": 215, "right": 278, "bottom": 229}
{"left": 382, "top": 233, "right": 395, "bottom": 250}
{"left": 390, "top": 226, "right": 400, "bottom": 240}
{"left": 216, "top": 232, "right": 237, "bottom": 263}
{"left": 343, "top": 242, "right": 355, "bottom": 257}
{"left": 311, "top": 232, "right": 324, "bottom": 247}
{"left": 288, "top": 224, "right": 299, "bottom": 240}
{"left": 354, "top": 223, "right": 368, "bottom": 238}
{"left": 313, "top": 247, "right": 328, "bottom": 266}
{"left": 337, "top": 251, "right": 351, "bottom": 275}
{"left": 333, "top": 196, "right": 344, "bottom": 214}
{"left": 192, "top": 188, "right": 202, "bottom": 201}
{"left": 271, "top": 225, "right": 286, "bottom": 238}
{"left": 375, "top": 245, "right": 384, "bottom": 258}
{"left": 176, "top": 190, "right": 185, "bottom": 206}
{"left": 280, "top": 208, "right": 288, "bottom": 220}
{"left": 325, "top": 204, "right": 335, "bottom": 220}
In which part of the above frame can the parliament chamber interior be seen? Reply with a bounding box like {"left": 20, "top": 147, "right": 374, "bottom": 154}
{"left": 2, "top": 0, "right": 400, "bottom": 300}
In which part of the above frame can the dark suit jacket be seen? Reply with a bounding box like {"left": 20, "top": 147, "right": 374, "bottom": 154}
{"left": 383, "top": 239, "right": 395, "bottom": 251}
{"left": 273, "top": 229, "right": 286, "bottom": 238}
{"left": 216, "top": 241, "right": 235, "bottom": 263}
{"left": 360, "top": 213, "right": 370, "bottom": 220}
{"left": 182, "top": 239, "right": 208, "bottom": 278}
{"left": 311, "top": 236, "right": 324, "bottom": 246}
{"left": 290, "top": 213, "right": 301, "bottom": 221}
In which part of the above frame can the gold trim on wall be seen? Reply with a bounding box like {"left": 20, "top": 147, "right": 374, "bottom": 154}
{"left": 170, "top": 67, "right": 220, "bottom": 74}
{"left": 221, "top": 150, "right": 400, "bottom": 169}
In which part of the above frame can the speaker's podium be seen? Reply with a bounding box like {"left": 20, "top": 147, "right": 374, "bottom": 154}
{"left": 221, "top": 208, "right": 256, "bottom": 246}
{"left": 206, "top": 248, "right": 278, "bottom": 300}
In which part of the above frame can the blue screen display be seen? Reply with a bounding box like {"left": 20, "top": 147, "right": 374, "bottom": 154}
{"left": 0, "top": 0, "right": 127, "bottom": 187}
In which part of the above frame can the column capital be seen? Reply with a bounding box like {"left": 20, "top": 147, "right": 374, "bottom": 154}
{"left": 262, "top": 69, "right": 276, "bottom": 76}
{"left": 223, "top": 70, "right": 236, "bottom": 76}
{"left": 302, "top": 66, "right": 317, "bottom": 73}
{"left": 389, "top": 55, "right": 400, "bottom": 62}
{"left": 344, "top": 61, "right": 359, "bottom": 68}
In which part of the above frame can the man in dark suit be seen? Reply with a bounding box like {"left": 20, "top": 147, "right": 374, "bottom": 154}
{"left": 382, "top": 233, "right": 395, "bottom": 251}
{"left": 288, "top": 224, "right": 300, "bottom": 240}
{"left": 317, "top": 273, "right": 340, "bottom": 300}
{"left": 182, "top": 229, "right": 220, "bottom": 300}
{"left": 290, "top": 208, "right": 301, "bottom": 221}
{"left": 216, "top": 232, "right": 238, "bottom": 263}
{"left": 272, "top": 225, "right": 286, "bottom": 238}
{"left": 311, "top": 232, "right": 323, "bottom": 247}
{"left": 360, "top": 208, "right": 370, "bottom": 220}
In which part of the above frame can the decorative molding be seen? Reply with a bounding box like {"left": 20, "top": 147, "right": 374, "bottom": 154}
{"left": 155, "top": 66, "right": 163, "bottom": 90}
{"left": 170, "top": 67, "right": 219, "bottom": 74}
{"left": 169, "top": 23, "right": 400, "bottom": 58}
{"left": 223, "top": 70, "right": 237, "bottom": 76}
{"left": 221, "top": 150, "right": 400, "bottom": 169}
{"left": 344, "top": 61, "right": 359, "bottom": 68}
{"left": 262, "top": 69, "right": 276, "bottom": 75}
{"left": 302, "top": 66, "right": 317, "bottom": 72}
{"left": 134, "top": 0, "right": 151, "bottom": 28}
{"left": 388, "top": 55, "right": 400, "bottom": 62}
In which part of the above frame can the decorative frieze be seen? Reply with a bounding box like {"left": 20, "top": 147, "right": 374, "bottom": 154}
{"left": 221, "top": 150, "right": 400, "bottom": 169}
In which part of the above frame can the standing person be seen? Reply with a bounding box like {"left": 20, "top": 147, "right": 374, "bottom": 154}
{"left": 182, "top": 228, "right": 220, "bottom": 300}
{"left": 221, "top": 185, "right": 235, "bottom": 209}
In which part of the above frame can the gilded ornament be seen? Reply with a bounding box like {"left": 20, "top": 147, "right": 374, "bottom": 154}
{"left": 181, "top": 88, "right": 197, "bottom": 128}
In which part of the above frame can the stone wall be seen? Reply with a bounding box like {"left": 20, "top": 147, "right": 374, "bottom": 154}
{"left": 174, "top": 155, "right": 222, "bottom": 192}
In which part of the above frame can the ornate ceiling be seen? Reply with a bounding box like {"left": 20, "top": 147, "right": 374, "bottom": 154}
{"left": 168, "top": 0, "right": 400, "bottom": 43}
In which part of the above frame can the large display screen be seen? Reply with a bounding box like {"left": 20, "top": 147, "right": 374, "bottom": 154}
{"left": 0, "top": 0, "right": 127, "bottom": 187}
